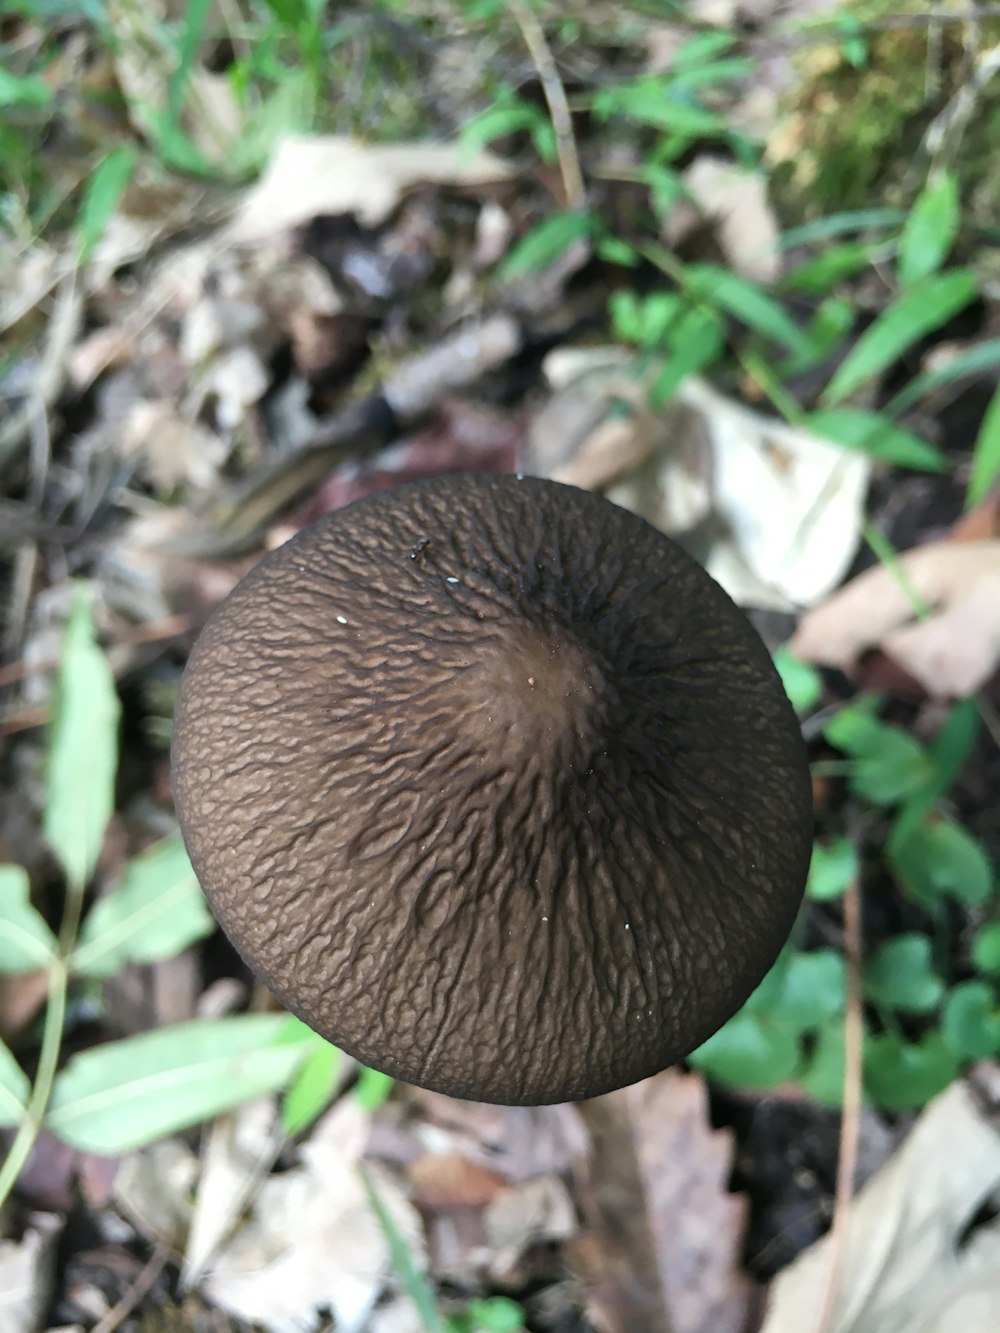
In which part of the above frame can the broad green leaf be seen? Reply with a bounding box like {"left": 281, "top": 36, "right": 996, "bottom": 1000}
{"left": 972, "top": 922, "right": 1000, "bottom": 976}
{"left": 459, "top": 1297, "right": 526, "bottom": 1332}
{"left": 355, "top": 1066, "right": 395, "bottom": 1112}
{"left": 967, "top": 379, "right": 1000, "bottom": 508}
{"left": 72, "top": 834, "right": 214, "bottom": 977}
{"left": 77, "top": 147, "right": 137, "bottom": 263}
{"left": 825, "top": 708, "right": 933, "bottom": 803}
{"left": 43, "top": 585, "right": 120, "bottom": 890}
{"left": 773, "top": 644, "right": 822, "bottom": 714}
{"left": 809, "top": 407, "right": 946, "bottom": 472}
{"left": 890, "top": 818, "right": 993, "bottom": 910}
{"left": 649, "top": 306, "right": 725, "bottom": 404}
{"left": 0, "top": 68, "right": 55, "bottom": 106}
{"left": 798, "top": 1023, "right": 848, "bottom": 1106}
{"left": 807, "top": 839, "right": 858, "bottom": 902}
{"left": 898, "top": 173, "right": 959, "bottom": 287}
{"left": 823, "top": 699, "right": 885, "bottom": 755}
{"left": 776, "top": 950, "right": 846, "bottom": 1031}
{"left": 47, "top": 1015, "right": 313, "bottom": 1153}
{"left": 685, "top": 264, "right": 806, "bottom": 352}
{"left": 863, "top": 934, "right": 943, "bottom": 1013}
{"left": 689, "top": 1012, "right": 800, "bottom": 1087}
{"left": 823, "top": 270, "right": 977, "bottom": 405}
{"left": 942, "top": 982, "right": 1000, "bottom": 1060}
{"left": 889, "top": 700, "right": 981, "bottom": 852}
{"left": 0, "top": 864, "right": 57, "bottom": 972}
{"left": 783, "top": 242, "right": 873, "bottom": 294}
{"left": 674, "top": 30, "right": 737, "bottom": 67}
{"left": 0, "top": 1039, "right": 30, "bottom": 1129}
{"left": 281, "top": 1036, "right": 342, "bottom": 1136}
{"left": 499, "top": 210, "right": 592, "bottom": 279}
{"left": 864, "top": 1033, "right": 958, "bottom": 1110}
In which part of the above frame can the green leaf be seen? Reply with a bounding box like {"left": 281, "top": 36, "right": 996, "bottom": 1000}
{"left": 0, "top": 1039, "right": 30, "bottom": 1129}
{"left": 462, "top": 1297, "right": 526, "bottom": 1332}
{"left": 887, "top": 337, "right": 1000, "bottom": 415}
{"left": 823, "top": 270, "right": 978, "bottom": 405}
{"left": 865, "top": 1033, "right": 958, "bottom": 1110}
{"left": 890, "top": 818, "right": 993, "bottom": 910}
{"left": 43, "top": 585, "right": 120, "bottom": 890}
{"left": 942, "top": 982, "right": 1000, "bottom": 1060}
{"left": 779, "top": 209, "right": 907, "bottom": 248}
{"left": 798, "top": 1023, "right": 847, "bottom": 1106}
{"left": 775, "top": 950, "right": 846, "bottom": 1031}
{"left": 773, "top": 644, "right": 822, "bottom": 714}
{"left": 972, "top": 922, "right": 1000, "bottom": 977}
{"left": 809, "top": 407, "right": 946, "bottom": 473}
{"left": 280, "top": 1036, "right": 342, "bottom": 1136}
{"left": 685, "top": 264, "right": 806, "bottom": 352}
{"left": 689, "top": 1012, "right": 800, "bottom": 1087}
{"left": 0, "top": 864, "right": 58, "bottom": 973}
{"left": 863, "top": 934, "right": 943, "bottom": 1013}
{"left": 807, "top": 839, "right": 859, "bottom": 903}
{"left": 72, "top": 834, "right": 214, "bottom": 977}
{"left": 355, "top": 1066, "right": 394, "bottom": 1112}
{"left": 362, "top": 1166, "right": 446, "bottom": 1333}
{"left": 783, "top": 242, "right": 873, "bottom": 295}
{"left": 889, "top": 700, "right": 981, "bottom": 852}
{"left": 824, "top": 703, "right": 932, "bottom": 804}
{"left": 499, "top": 210, "right": 592, "bottom": 279}
{"left": 0, "top": 68, "right": 56, "bottom": 107}
{"left": 47, "top": 1015, "right": 313, "bottom": 1153}
{"left": 77, "top": 146, "right": 137, "bottom": 263}
{"left": 898, "top": 173, "right": 959, "bottom": 287}
{"left": 649, "top": 305, "right": 725, "bottom": 404}
{"left": 967, "top": 379, "right": 1000, "bottom": 508}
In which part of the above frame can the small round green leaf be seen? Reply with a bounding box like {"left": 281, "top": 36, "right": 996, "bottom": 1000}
{"left": 863, "top": 934, "right": 943, "bottom": 1013}
{"left": 689, "top": 1012, "right": 800, "bottom": 1088}
{"left": 807, "top": 838, "right": 858, "bottom": 902}
{"left": 773, "top": 645, "right": 822, "bottom": 715}
{"left": 972, "top": 922, "right": 1000, "bottom": 977}
{"left": 942, "top": 983, "right": 1000, "bottom": 1060}
{"left": 0, "top": 864, "right": 58, "bottom": 974}
{"left": 864, "top": 1033, "right": 959, "bottom": 1110}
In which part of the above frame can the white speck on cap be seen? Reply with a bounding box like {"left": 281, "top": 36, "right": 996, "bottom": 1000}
{"left": 336, "top": 615, "right": 348, "bottom": 625}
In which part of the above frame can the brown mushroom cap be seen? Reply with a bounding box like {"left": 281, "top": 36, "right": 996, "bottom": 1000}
{"left": 172, "top": 473, "right": 812, "bottom": 1104}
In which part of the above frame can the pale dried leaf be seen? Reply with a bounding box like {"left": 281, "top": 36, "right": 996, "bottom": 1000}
{"left": 230, "top": 136, "right": 513, "bottom": 240}
{"left": 762, "top": 1077, "right": 1000, "bottom": 1333}
{"left": 0, "top": 1214, "right": 60, "bottom": 1333}
{"left": 485, "top": 1175, "right": 577, "bottom": 1280}
{"left": 114, "top": 1140, "right": 200, "bottom": 1249}
{"left": 791, "top": 541, "right": 1000, "bottom": 695}
{"left": 119, "top": 400, "right": 229, "bottom": 493}
{"left": 669, "top": 157, "right": 781, "bottom": 283}
{"left": 184, "top": 1098, "right": 281, "bottom": 1289}
{"left": 205, "top": 1098, "right": 424, "bottom": 1333}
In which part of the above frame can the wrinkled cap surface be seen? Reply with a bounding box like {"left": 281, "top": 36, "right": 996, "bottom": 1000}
{"left": 172, "top": 473, "right": 812, "bottom": 1104}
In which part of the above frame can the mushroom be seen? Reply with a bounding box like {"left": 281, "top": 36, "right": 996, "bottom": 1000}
{"left": 172, "top": 473, "right": 812, "bottom": 1105}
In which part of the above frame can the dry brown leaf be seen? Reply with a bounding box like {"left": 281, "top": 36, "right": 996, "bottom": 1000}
{"left": 762, "top": 1075, "right": 1000, "bottom": 1333}
{"left": 407, "top": 1152, "right": 510, "bottom": 1210}
{"left": 230, "top": 136, "right": 513, "bottom": 241}
{"left": 575, "top": 1070, "right": 753, "bottom": 1333}
{"left": 665, "top": 156, "right": 780, "bottom": 283}
{"left": 791, "top": 541, "right": 1000, "bottom": 696}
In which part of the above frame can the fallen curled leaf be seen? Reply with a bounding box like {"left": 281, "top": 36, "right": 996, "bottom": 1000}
{"left": 230, "top": 136, "right": 513, "bottom": 240}
{"left": 574, "top": 1070, "right": 754, "bottom": 1333}
{"left": 791, "top": 541, "right": 1000, "bottom": 697}
{"left": 762, "top": 1073, "right": 1000, "bottom": 1333}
